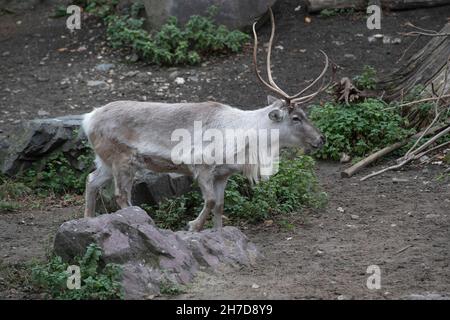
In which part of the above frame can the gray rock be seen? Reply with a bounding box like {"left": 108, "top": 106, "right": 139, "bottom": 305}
{"left": 392, "top": 177, "right": 409, "bottom": 183}
{"left": 97, "top": 171, "right": 193, "bottom": 213}
{"left": 54, "top": 207, "right": 259, "bottom": 299}
{"left": 95, "top": 63, "right": 115, "bottom": 72}
{"left": 0, "top": 115, "right": 87, "bottom": 175}
{"left": 87, "top": 80, "right": 108, "bottom": 88}
{"left": 168, "top": 70, "right": 180, "bottom": 80}
{"left": 142, "top": 0, "right": 277, "bottom": 30}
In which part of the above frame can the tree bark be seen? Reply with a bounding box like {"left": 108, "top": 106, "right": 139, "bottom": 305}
{"left": 377, "top": 23, "right": 450, "bottom": 102}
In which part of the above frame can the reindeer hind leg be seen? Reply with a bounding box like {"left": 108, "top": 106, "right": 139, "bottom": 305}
{"left": 84, "top": 158, "right": 112, "bottom": 217}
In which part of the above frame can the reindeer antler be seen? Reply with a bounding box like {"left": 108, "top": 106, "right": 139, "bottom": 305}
{"left": 252, "top": 8, "right": 331, "bottom": 109}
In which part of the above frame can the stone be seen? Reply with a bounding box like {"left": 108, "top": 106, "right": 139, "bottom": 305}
{"left": 0, "top": 115, "right": 87, "bottom": 175}
{"left": 87, "top": 80, "right": 108, "bottom": 88}
{"left": 142, "top": 0, "right": 278, "bottom": 30}
{"left": 97, "top": 171, "right": 193, "bottom": 213}
{"left": 340, "top": 153, "right": 351, "bottom": 163}
{"left": 174, "top": 77, "right": 185, "bottom": 85}
{"left": 54, "top": 207, "right": 259, "bottom": 299}
{"left": 168, "top": 70, "right": 180, "bottom": 80}
{"left": 95, "top": 63, "right": 115, "bottom": 72}
{"left": 392, "top": 177, "right": 409, "bottom": 183}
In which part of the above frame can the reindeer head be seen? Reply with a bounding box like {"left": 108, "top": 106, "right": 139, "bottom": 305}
{"left": 253, "top": 8, "right": 331, "bottom": 152}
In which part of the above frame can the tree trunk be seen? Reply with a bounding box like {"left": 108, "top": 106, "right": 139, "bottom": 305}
{"left": 377, "top": 22, "right": 450, "bottom": 102}
{"left": 305, "top": 0, "right": 450, "bottom": 12}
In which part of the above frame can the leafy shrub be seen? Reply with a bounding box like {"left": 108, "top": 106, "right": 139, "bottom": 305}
{"left": 144, "top": 154, "right": 327, "bottom": 230}
{"left": 0, "top": 174, "right": 31, "bottom": 212}
{"left": 310, "top": 99, "right": 413, "bottom": 160}
{"left": 84, "top": 0, "right": 119, "bottom": 18}
{"left": 353, "top": 65, "right": 377, "bottom": 90}
{"left": 32, "top": 243, "right": 123, "bottom": 300}
{"left": 22, "top": 150, "right": 94, "bottom": 196}
{"left": 159, "top": 279, "right": 186, "bottom": 295}
{"left": 83, "top": 1, "right": 249, "bottom": 65}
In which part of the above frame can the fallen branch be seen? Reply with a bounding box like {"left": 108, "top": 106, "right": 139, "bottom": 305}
{"left": 397, "top": 94, "right": 450, "bottom": 108}
{"left": 360, "top": 124, "right": 450, "bottom": 181}
{"left": 341, "top": 123, "right": 447, "bottom": 178}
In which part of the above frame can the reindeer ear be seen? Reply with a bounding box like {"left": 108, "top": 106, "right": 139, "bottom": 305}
{"left": 268, "top": 109, "right": 284, "bottom": 122}
{"left": 267, "top": 95, "right": 279, "bottom": 105}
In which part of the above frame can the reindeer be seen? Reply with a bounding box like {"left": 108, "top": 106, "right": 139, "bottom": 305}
{"left": 82, "top": 8, "right": 329, "bottom": 231}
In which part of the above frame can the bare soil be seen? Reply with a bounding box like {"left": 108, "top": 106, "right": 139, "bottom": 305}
{"left": 0, "top": 0, "right": 449, "bottom": 299}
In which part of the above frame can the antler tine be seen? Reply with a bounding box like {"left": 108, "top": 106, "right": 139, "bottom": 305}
{"left": 291, "top": 61, "right": 336, "bottom": 105}
{"left": 252, "top": 20, "right": 288, "bottom": 99}
{"left": 266, "top": 8, "right": 289, "bottom": 97}
{"left": 289, "top": 50, "right": 329, "bottom": 101}
{"left": 291, "top": 78, "right": 326, "bottom": 105}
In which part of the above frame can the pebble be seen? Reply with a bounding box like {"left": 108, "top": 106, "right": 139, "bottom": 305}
{"left": 188, "top": 75, "right": 199, "bottom": 82}
{"left": 87, "top": 80, "right": 108, "bottom": 88}
{"left": 392, "top": 178, "right": 409, "bottom": 183}
{"left": 124, "top": 71, "right": 139, "bottom": 77}
{"left": 251, "top": 283, "right": 260, "bottom": 289}
{"left": 174, "top": 77, "right": 185, "bottom": 85}
{"left": 169, "top": 71, "right": 180, "bottom": 80}
{"left": 37, "top": 109, "right": 50, "bottom": 116}
{"left": 95, "top": 63, "right": 115, "bottom": 72}
{"left": 425, "top": 214, "right": 440, "bottom": 219}
{"left": 344, "top": 54, "right": 356, "bottom": 60}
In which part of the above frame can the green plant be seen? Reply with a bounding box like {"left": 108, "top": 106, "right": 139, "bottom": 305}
{"left": 144, "top": 154, "right": 326, "bottom": 230}
{"left": 310, "top": 99, "right": 413, "bottom": 160}
{"left": 353, "top": 65, "right": 377, "bottom": 90}
{"left": 22, "top": 150, "right": 94, "bottom": 196}
{"left": 32, "top": 243, "right": 123, "bottom": 299}
{"left": 0, "top": 175, "right": 31, "bottom": 212}
{"left": 0, "top": 200, "right": 20, "bottom": 212}
{"left": 85, "top": 0, "right": 119, "bottom": 18}
{"left": 85, "top": 0, "right": 249, "bottom": 65}
{"left": 159, "top": 279, "right": 186, "bottom": 295}
{"left": 51, "top": 5, "right": 70, "bottom": 18}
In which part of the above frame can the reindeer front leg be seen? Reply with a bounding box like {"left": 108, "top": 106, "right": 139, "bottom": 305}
{"left": 188, "top": 172, "right": 216, "bottom": 232}
{"left": 212, "top": 176, "right": 229, "bottom": 230}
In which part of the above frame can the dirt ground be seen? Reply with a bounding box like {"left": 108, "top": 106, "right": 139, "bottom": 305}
{"left": 0, "top": 0, "right": 449, "bottom": 299}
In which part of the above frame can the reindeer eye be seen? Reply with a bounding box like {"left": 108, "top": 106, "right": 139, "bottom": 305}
{"left": 292, "top": 116, "right": 302, "bottom": 123}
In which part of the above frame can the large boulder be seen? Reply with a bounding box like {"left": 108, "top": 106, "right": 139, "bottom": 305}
{"left": 0, "top": 115, "right": 87, "bottom": 176}
{"left": 96, "top": 170, "right": 193, "bottom": 213}
{"left": 54, "top": 206, "right": 259, "bottom": 299}
{"left": 142, "top": 0, "right": 278, "bottom": 30}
